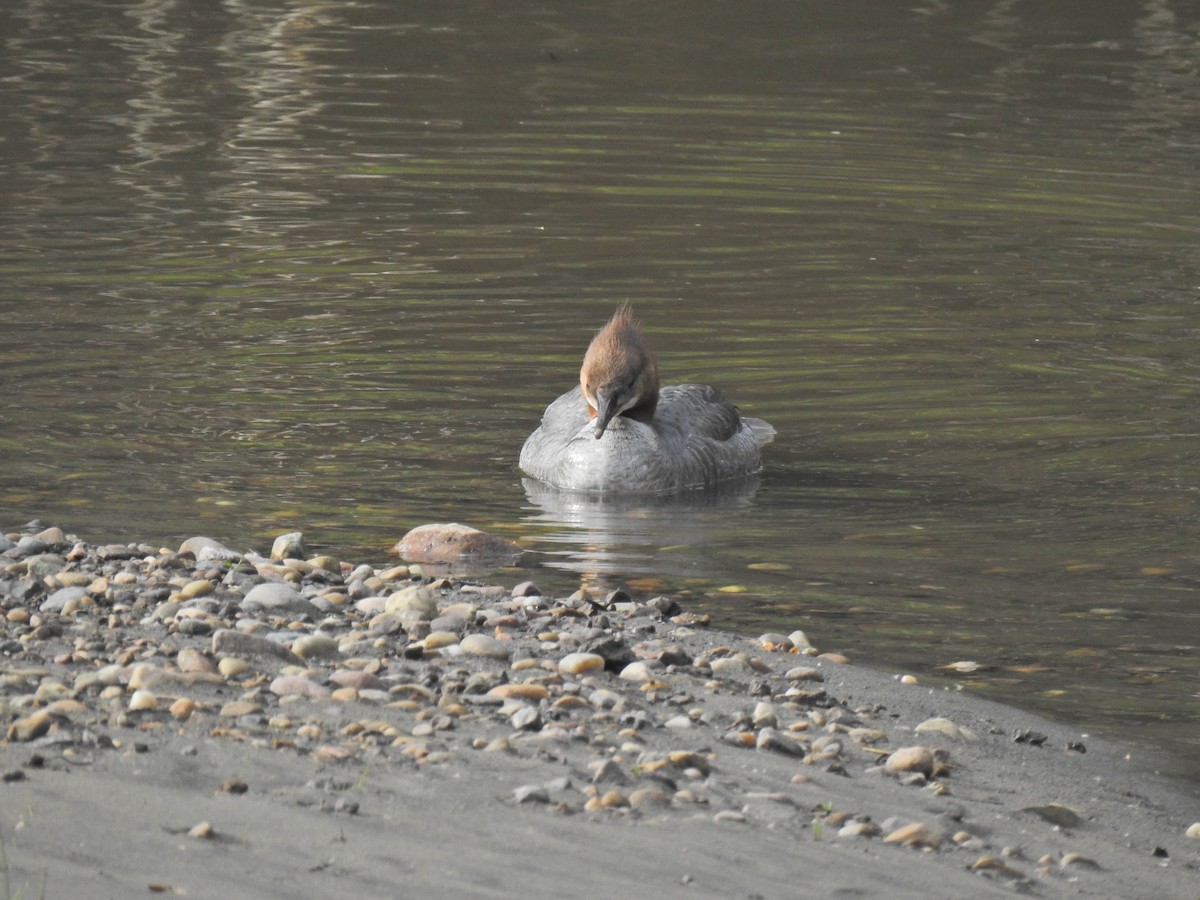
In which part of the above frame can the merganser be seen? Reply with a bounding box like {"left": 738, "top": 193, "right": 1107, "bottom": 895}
{"left": 520, "top": 305, "right": 774, "bottom": 492}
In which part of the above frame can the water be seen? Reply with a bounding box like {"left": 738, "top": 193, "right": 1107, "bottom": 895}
{"left": 2, "top": 1, "right": 1198, "bottom": 783}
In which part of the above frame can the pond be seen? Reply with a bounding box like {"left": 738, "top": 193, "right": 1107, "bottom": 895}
{"left": 2, "top": 1, "right": 1198, "bottom": 785}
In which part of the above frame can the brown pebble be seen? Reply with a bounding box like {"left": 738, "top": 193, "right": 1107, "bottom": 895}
{"left": 883, "top": 822, "right": 940, "bottom": 849}
{"left": 329, "top": 669, "right": 385, "bottom": 691}
{"left": 6, "top": 712, "right": 53, "bottom": 743}
{"left": 885, "top": 746, "right": 936, "bottom": 777}
{"left": 218, "top": 779, "right": 248, "bottom": 795}
{"left": 599, "top": 789, "right": 629, "bottom": 808}
{"left": 269, "top": 675, "right": 330, "bottom": 699}
{"left": 487, "top": 683, "right": 550, "bottom": 701}
{"left": 177, "top": 648, "right": 216, "bottom": 674}
{"left": 971, "top": 856, "right": 1027, "bottom": 879}
{"left": 219, "top": 700, "right": 262, "bottom": 718}
{"left": 169, "top": 698, "right": 196, "bottom": 720}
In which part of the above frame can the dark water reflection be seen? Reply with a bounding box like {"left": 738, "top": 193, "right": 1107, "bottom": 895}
{"left": 2, "top": 2, "right": 1199, "bottom": 784}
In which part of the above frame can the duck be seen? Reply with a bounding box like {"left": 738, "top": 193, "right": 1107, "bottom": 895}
{"left": 520, "top": 305, "right": 775, "bottom": 493}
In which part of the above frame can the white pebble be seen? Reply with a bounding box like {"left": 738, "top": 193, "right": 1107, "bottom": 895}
{"left": 128, "top": 690, "right": 158, "bottom": 711}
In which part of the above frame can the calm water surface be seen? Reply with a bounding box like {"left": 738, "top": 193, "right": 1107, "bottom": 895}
{"left": 2, "top": 2, "right": 1198, "bottom": 783}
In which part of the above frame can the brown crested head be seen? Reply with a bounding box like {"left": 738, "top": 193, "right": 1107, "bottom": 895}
{"left": 579, "top": 304, "right": 660, "bottom": 439}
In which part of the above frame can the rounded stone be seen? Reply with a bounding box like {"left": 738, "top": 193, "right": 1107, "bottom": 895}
{"left": 329, "top": 669, "right": 385, "bottom": 691}
{"left": 271, "top": 532, "right": 305, "bottom": 561}
{"left": 885, "top": 746, "right": 936, "bottom": 777}
{"left": 291, "top": 634, "right": 340, "bottom": 660}
{"left": 241, "top": 582, "right": 317, "bottom": 616}
{"left": 40, "top": 585, "right": 88, "bottom": 614}
{"left": 459, "top": 634, "right": 510, "bottom": 659}
{"left": 788, "top": 630, "right": 814, "bottom": 650}
{"left": 558, "top": 652, "right": 605, "bottom": 675}
{"left": 883, "top": 821, "right": 939, "bottom": 848}
{"left": 384, "top": 586, "right": 439, "bottom": 620}
{"left": 178, "top": 579, "right": 215, "bottom": 601}
{"left": 915, "top": 717, "right": 964, "bottom": 740}
{"left": 218, "top": 657, "right": 251, "bottom": 679}
{"left": 618, "top": 661, "right": 656, "bottom": 682}
{"left": 128, "top": 690, "right": 158, "bottom": 711}
{"left": 488, "top": 683, "right": 550, "bottom": 701}
{"left": 709, "top": 656, "right": 751, "bottom": 677}
{"left": 170, "top": 698, "right": 196, "bottom": 720}
{"left": 421, "top": 631, "right": 461, "bottom": 650}
{"left": 269, "top": 675, "right": 330, "bottom": 699}
{"left": 177, "top": 648, "right": 216, "bottom": 674}
{"left": 752, "top": 701, "right": 778, "bottom": 728}
{"left": 179, "top": 536, "right": 240, "bottom": 562}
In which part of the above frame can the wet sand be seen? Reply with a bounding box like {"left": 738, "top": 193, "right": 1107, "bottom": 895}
{"left": 1, "top": 526, "right": 1196, "bottom": 898}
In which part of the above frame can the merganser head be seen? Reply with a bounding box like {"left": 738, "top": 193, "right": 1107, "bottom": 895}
{"left": 580, "top": 304, "right": 660, "bottom": 439}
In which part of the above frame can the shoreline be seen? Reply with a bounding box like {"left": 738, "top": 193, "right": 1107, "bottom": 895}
{"left": 1, "top": 524, "right": 1197, "bottom": 898}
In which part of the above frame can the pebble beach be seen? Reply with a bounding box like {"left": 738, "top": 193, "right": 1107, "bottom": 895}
{"left": 1, "top": 522, "right": 1197, "bottom": 899}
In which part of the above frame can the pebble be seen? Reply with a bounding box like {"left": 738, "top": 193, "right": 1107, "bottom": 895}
{"left": 218, "top": 657, "right": 251, "bottom": 678}
{"left": 487, "top": 683, "right": 550, "bottom": 701}
{"left": 1187, "top": 822, "right": 1200, "bottom": 839}
{"left": 915, "top": 717, "right": 967, "bottom": 741}
{"left": 179, "top": 536, "right": 239, "bottom": 562}
{"left": 128, "top": 690, "right": 158, "bottom": 711}
{"left": 513, "top": 784, "right": 549, "bottom": 804}
{"left": 618, "top": 661, "right": 657, "bottom": 682}
{"left": 421, "top": 631, "right": 461, "bottom": 650}
{"left": 292, "top": 634, "right": 340, "bottom": 660}
{"left": 838, "top": 821, "right": 880, "bottom": 839}
{"left": 40, "top": 586, "right": 88, "bottom": 614}
{"left": 329, "top": 669, "right": 384, "bottom": 691}
{"left": 459, "top": 634, "right": 510, "bottom": 659}
{"left": 752, "top": 701, "right": 778, "bottom": 727}
{"left": 178, "top": 579, "right": 215, "bottom": 601}
{"left": 170, "top": 698, "right": 196, "bottom": 720}
{"left": 177, "top": 648, "right": 216, "bottom": 674}
{"left": 384, "top": 586, "right": 440, "bottom": 620}
{"left": 510, "top": 706, "right": 541, "bottom": 731}
{"left": 885, "top": 746, "right": 936, "bottom": 777}
{"left": 970, "top": 856, "right": 1027, "bottom": 879}
{"left": 270, "top": 675, "right": 330, "bottom": 699}
{"left": 757, "top": 727, "right": 804, "bottom": 756}
{"left": 212, "top": 630, "right": 303, "bottom": 666}
{"left": 558, "top": 652, "right": 605, "bottom": 675}
{"left": 708, "top": 655, "right": 751, "bottom": 677}
{"left": 883, "top": 822, "right": 940, "bottom": 849}
{"left": 220, "top": 700, "right": 263, "bottom": 718}
{"left": 7, "top": 711, "right": 53, "bottom": 742}
{"left": 271, "top": 532, "right": 305, "bottom": 561}
{"left": 241, "top": 583, "right": 317, "bottom": 616}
